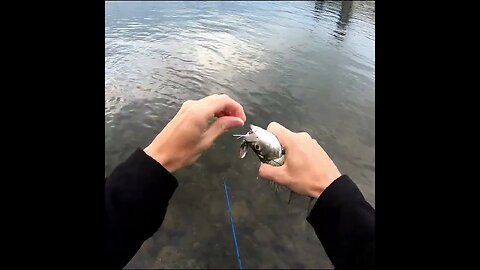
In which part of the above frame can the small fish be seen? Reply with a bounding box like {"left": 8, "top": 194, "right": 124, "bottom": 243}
{"left": 234, "top": 124, "right": 314, "bottom": 215}
{"left": 234, "top": 124, "right": 285, "bottom": 166}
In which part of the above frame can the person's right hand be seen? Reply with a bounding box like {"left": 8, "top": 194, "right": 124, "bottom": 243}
{"left": 258, "top": 122, "right": 342, "bottom": 198}
{"left": 144, "top": 94, "right": 246, "bottom": 173}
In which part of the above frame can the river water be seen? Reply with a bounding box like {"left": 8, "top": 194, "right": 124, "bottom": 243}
{"left": 105, "top": 1, "right": 375, "bottom": 268}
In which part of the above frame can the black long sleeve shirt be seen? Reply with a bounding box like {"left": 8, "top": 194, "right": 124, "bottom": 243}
{"left": 105, "top": 149, "right": 375, "bottom": 269}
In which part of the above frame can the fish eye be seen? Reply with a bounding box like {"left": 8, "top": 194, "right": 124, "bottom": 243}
{"left": 254, "top": 144, "right": 261, "bottom": 151}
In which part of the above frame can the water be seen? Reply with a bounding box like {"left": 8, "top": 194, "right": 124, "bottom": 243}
{"left": 105, "top": 1, "right": 375, "bottom": 268}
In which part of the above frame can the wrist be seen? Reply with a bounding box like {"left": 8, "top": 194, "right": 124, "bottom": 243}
{"left": 310, "top": 169, "right": 342, "bottom": 198}
{"left": 143, "top": 146, "right": 177, "bottom": 173}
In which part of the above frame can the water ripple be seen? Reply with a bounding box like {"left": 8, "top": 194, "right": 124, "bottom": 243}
{"left": 106, "top": 1, "right": 375, "bottom": 269}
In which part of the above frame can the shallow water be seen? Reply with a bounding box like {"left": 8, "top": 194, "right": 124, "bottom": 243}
{"left": 105, "top": 1, "right": 374, "bottom": 268}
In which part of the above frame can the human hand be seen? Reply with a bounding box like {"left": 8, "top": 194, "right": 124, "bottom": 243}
{"left": 258, "top": 122, "right": 341, "bottom": 198}
{"left": 144, "top": 94, "right": 246, "bottom": 173}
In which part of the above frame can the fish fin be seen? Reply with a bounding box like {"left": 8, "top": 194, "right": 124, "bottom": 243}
{"left": 269, "top": 181, "right": 279, "bottom": 193}
{"left": 306, "top": 197, "right": 315, "bottom": 217}
{"left": 287, "top": 191, "right": 301, "bottom": 204}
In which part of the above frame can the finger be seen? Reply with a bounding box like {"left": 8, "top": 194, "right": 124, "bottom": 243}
{"left": 215, "top": 111, "right": 229, "bottom": 118}
{"left": 201, "top": 116, "right": 245, "bottom": 148}
{"left": 200, "top": 94, "right": 247, "bottom": 122}
{"left": 258, "top": 163, "right": 289, "bottom": 186}
{"left": 298, "top": 132, "right": 311, "bottom": 139}
{"left": 266, "top": 122, "right": 294, "bottom": 147}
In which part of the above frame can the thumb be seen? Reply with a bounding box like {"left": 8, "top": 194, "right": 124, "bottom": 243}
{"left": 203, "top": 116, "right": 244, "bottom": 146}
{"left": 259, "top": 163, "right": 288, "bottom": 185}
{"left": 266, "top": 122, "right": 293, "bottom": 147}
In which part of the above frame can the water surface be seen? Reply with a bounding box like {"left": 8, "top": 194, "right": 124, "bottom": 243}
{"left": 105, "top": 1, "right": 375, "bottom": 268}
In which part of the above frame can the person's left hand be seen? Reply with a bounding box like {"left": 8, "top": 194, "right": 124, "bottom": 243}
{"left": 144, "top": 94, "right": 246, "bottom": 173}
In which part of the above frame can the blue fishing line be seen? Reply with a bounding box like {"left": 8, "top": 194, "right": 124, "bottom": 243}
{"left": 224, "top": 181, "right": 243, "bottom": 270}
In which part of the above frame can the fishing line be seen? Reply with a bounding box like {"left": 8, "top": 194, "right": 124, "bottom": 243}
{"left": 223, "top": 181, "right": 243, "bottom": 270}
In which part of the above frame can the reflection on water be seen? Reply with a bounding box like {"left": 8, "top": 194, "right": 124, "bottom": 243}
{"left": 334, "top": 1, "right": 353, "bottom": 41}
{"left": 314, "top": 1, "right": 354, "bottom": 42}
{"left": 106, "top": 1, "right": 374, "bottom": 269}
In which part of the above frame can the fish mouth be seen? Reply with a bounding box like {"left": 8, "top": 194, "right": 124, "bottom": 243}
{"left": 239, "top": 141, "right": 248, "bottom": 158}
{"left": 233, "top": 125, "right": 258, "bottom": 142}
{"left": 234, "top": 125, "right": 260, "bottom": 158}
